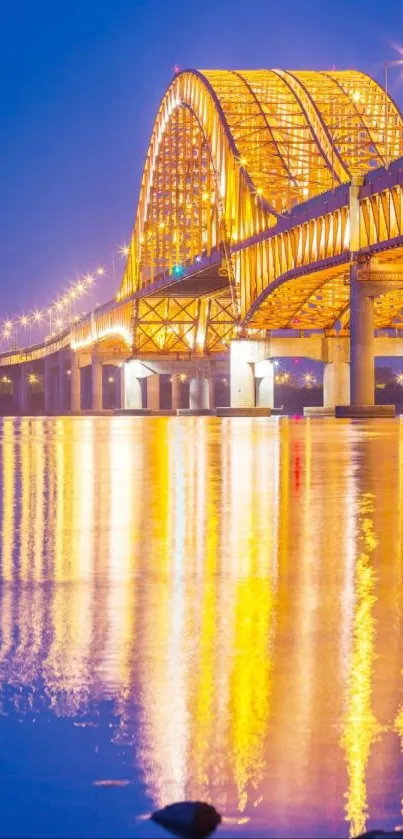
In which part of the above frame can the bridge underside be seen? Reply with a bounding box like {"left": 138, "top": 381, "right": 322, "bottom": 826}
{"left": 243, "top": 247, "right": 403, "bottom": 332}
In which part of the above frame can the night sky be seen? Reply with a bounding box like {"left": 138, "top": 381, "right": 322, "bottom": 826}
{"left": 2, "top": 0, "right": 403, "bottom": 318}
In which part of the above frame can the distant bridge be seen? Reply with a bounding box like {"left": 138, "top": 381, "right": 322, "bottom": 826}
{"left": 3, "top": 69, "right": 403, "bottom": 414}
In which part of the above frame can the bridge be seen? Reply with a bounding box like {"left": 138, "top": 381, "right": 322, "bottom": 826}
{"left": 3, "top": 68, "right": 403, "bottom": 415}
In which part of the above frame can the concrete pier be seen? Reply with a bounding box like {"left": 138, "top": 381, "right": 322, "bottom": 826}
{"left": 350, "top": 265, "right": 375, "bottom": 406}
{"left": 189, "top": 376, "right": 210, "bottom": 410}
{"left": 324, "top": 361, "right": 350, "bottom": 408}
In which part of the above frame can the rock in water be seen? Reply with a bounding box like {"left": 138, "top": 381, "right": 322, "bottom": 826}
{"left": 356, "top": 831, "right": 401, "bottom": 838}
{"left": 151, "top": 801, "right": 221, "bottom": 838}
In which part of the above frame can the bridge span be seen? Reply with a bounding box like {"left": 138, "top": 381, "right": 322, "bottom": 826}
{"left": 3, "top": 68, "right": 403, "bottom": 415}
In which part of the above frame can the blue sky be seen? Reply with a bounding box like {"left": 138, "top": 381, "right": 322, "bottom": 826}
{"left": 1, "top": 0, "right": 403, "bottom": 316}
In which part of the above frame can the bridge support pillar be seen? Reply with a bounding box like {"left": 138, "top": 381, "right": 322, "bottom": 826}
{"left": 19, "top": 366, "right": 29, "bottom": 414}
{"left": 92, "top": 358, "right": 103, "bottom": 411}
{"left": 44, "top": 357, "right": 53, "bottom": 412}
{"left": 58, "top": 352, "right": 69, "bottom": 413}
{"left": 71, "top": 353, "right": 81, "bottom": 412}
{"left": 350, "top": 265, "right": 375, "bottom": 406}
{"left": 230, "top": 341, "right": 255, "bottom": 407}
{"left": 256, "top": 361, "right": 274, "bottom": 408}
{"left": 147, "top": 374, "right": 160, "bottom": 411}
{"left": 171, "top": 374, "right": 184, "bottom": 411}
{"left": 324, "top": 361, "right": 350, "bottom": 408}
{"left": 119, "top": 364, "right": 126, "bottom": 409}
{"left": 189, "top": 376, "right": 210, "bottom": 410}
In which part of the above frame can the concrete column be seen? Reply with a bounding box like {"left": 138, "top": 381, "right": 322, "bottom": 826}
{"left": 256, "top": 361, "right": 274, "bottom": 408}
{"left": 209, "top": 377, "right": 216, "bottom": 410}
{"left": 126, "top": 375, "right": 142, "bottom": 409}
{"left": 92, "top": 357, "right": 103, "bottom": 411}
{"left": 324, "top": 361, "right": 350, "bottom": 408}
{"left": 171, "top": 374, "right": 183, "bottom": 411}
{"left": 44, "top": 357, "right": 53, "bottom": 412}
{"left": 350, "top": 264, "right": 375, "bottom": 406}
{"left": 147, "top": 374, "right": 160, "bottom": 411}
{"left": 71, "top": 353, "right": 81, "bottom": 412}
{"left": 230, "top": 341, "right": 255, "bottom": 407}
{"left": 189, "top": 376, "right": 209, "bottom": 409}
{"left": 18, "top": 368, "right": 28, "bottom": 414}
{"left": 58, "top": 353, "right": 68, "bottom": 414}
{"left": 119, "top": 364, "right": 126, "bottom": 409}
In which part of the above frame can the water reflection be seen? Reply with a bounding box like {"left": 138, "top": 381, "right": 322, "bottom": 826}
{"left": 0, "top": 417, "right": 403, "bottom": 838}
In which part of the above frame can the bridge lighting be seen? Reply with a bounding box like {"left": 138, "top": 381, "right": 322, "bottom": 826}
{"left": 352, "top": 90, "right": 361, "bottom": 103}
{"left": 84, "top": 273, "right": 95, "bottom": 286}
{"left": 55, "top": 317, "right": 64, "bottom": 330}
{"left": 202, "top": 191, "right": 209, "bottom": 201}
{"left": 240, "top": 157, "right": 247, "bottom": 166}
{"left": 303, "top": 372, "right": 315, "bottom": 387}
{"left": 75, "top": 281, "right": 85, "bottom": 295}
{"left": 172, "top": 264, "right": 184, "bottom": 277}
{"left": 396, "top": 372, "right": 403, "bottom": 385}
{"left": 55, "top": 300, "right": 64, "bottom": 312}
{"left": 33, "top": 310, "right": 43, "bottom": 323}
{"left": 118, "top": 244, "right": 130, "bottom": 257}
{"left": 96, "top": 266, "right": 105, "bottom": 276}
{"left": 20, "top": 315, "right": 29, "bottom": 327}
{"left": 256, "top": 187, "right": 263, "bottom": 196}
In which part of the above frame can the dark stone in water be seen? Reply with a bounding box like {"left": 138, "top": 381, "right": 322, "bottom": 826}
{"left": 151, "top": 801, "right": 221, "bottom": 838}
{"left": 356, "top": 831, "right": 400, "bottom": 838}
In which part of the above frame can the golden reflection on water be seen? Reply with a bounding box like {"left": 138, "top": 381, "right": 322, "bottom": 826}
{"left": 1, "top": 416, "right": 403, "bottom": 836}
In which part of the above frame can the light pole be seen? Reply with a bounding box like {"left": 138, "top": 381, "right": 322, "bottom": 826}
{"left": 384, "top": 59, "right": 403, "bottom": 168}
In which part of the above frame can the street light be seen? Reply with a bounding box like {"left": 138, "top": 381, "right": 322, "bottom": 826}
{"left": 384, "top": 59, "right": 403, "bottom": 168}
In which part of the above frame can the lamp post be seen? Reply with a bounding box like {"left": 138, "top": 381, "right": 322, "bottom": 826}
{"left": 384, "top": 59, "right": 403, "bottom": 168}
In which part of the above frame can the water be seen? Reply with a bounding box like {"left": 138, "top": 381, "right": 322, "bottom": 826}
{"left": 0, "top": 416, "right": 403, "bottom": 838}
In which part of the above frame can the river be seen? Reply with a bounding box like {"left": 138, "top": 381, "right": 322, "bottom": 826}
{"left": 0, "top": 415, "right": 403, "bottom": 838}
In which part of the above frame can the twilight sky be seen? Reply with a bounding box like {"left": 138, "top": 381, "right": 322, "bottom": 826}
{"left": 1, "top": 0, "right": 403, "bottom": 319}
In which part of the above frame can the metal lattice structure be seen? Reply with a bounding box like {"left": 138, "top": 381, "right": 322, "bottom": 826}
{"left": 117, "top": 68, "right": 403, "bottom": 346}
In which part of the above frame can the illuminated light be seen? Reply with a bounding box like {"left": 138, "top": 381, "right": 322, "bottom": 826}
{"left": 75, "top": 281, "right": 85, "bottom": 295}
{"left": 55, "top": 318, "right": 64, "bottom": 330}
{"left": 84, "top": 274, "right": 95, "bottom": 285}
{"left": 28, "top": 373, "right": 38, "bottom": 385}
{"left": 172, "top": 264, "right": 184, "bottom": 277}
{"left": 222, "top": 378, "right": 227, "bottom": 384}
{"left": 240, "top": 156, "right": 247, "bottom": 165}
{"left": 273, "top": 360, "right": 279, "bottom": 367}
{"left": 20, "top": 315, "right": 29, "bottom": 327}
{"left": 159, "top": 221, "right": 166, "bottom": 230}
{"left": 180, "top": 374, "right": 187, "bottom": 382}
{"left": 202, "top": 192, "right": 209, "bottom": 201}
{"left": 256, "top": 187, "right": 263, "bottom": 196}
{"left": 33, "top": 309, "right": 43, "bottom": 323}
{"left": 396, "top": 373, "right": 403, "bottom": 386}
{"left": 71, "top": 325, "right": 132, "bottom": 351}
{"left": 66, "top": 369, "right": 71, "bottom": 376}
{"left": 69, "top": 289, "right": 78, "bottom": 300}
{"left": 118, "top": 244, "right": 130, "bottom": 257}
{"left": 55, "top": 300, "right": 64, "bottom": 312}
{"left": 4, "top": 319, "right": 13, "bottom": 330}
{"left": 96, "top": 266, "right": 105, "bottom": 276}
{"left": 352, "top": 90, "right": 361, "bottom": 103}
{"left": 108, "top": 376, "right": 115, "bottom": 383}
{"left": 195, "top": 255, "right": 201, "bottom": 263}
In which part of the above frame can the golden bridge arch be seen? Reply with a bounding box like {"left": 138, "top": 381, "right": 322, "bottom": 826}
{"left": 119, "top": 67, "right": 403, "bottom": 333}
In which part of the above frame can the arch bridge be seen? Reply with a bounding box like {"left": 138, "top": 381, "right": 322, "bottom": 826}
{"left": 3, "top": 68, "right": 403, "bottom": 414}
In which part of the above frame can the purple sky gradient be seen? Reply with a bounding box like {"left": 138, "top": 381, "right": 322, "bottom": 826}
{"left": 1, "top": 0, "right": 403, "bottom": 320}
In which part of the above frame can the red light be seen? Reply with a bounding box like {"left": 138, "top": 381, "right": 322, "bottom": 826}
{"left": 294, "top": 358, "right": 300, "bottom": 364}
